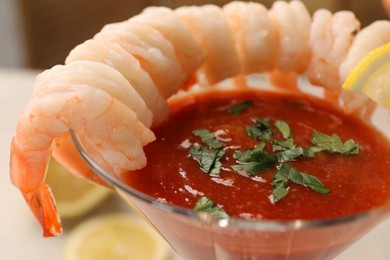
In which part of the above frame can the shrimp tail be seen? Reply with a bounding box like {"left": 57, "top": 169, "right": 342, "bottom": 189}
{"left": 10, "top": 138, "right": 62, "bottom": 237}
{"left": 22, "top": 184, "right": 62, "bottom": 237}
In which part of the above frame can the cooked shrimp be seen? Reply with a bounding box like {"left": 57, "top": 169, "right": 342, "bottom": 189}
{"left": 10, "top": 75, "right": 155, "bottom": 236}
{"left": 95, "top": 20, "right": 186, "bottom": 98}
{"left": 339, "top": 20, "right": 390, "bottom": 83}
{"left": 175, "top": 4, "right": 240, "bottom": 85}
{"left": 35, "top": 60, "right": 153, "bottom": 128}
{"left": 223, "top": 1, "right": 277, "bottom": 74}
{"left": 134, "top": 6, "right": 206, "bottom": 78}
{"left": 269, "top": 0, "right": 311, "bottom": 73}
{"left": 307, "top": 9, "right": 360, "bottom": 91}
{"left": 65, "top": 39, "right": 169, "bottom": 126}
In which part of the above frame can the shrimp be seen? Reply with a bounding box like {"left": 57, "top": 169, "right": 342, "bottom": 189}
{"left": 11, "top": 1, "right": 390, "bottom": 237}
{"left": 133, "top": 6, "right": 206, "bottom": 78}
{"left": 65, "top": 39, "right": 169, "bottom": 126}
{"left": 307, "top": 9, "right": 360, "bottom": 91}
{"left": 10, "top": 79, "right": 155, "bottom": 236}
{"left": 95, "top": 20, "right": 186, "bottom": 98}
{"left": 269, "top": 0, "right": 311, "bottom": 73}
{"left": 339, "top": 20, "right": 390, "bottom": 83}
{"left": 223, "top": 1, "right": 277, "bottom": 74}
{"left": 35, "top": 61, "right": 153, "bottom": 126}
{"left": 175, "top": 4, "right": 240, "bottom": 85}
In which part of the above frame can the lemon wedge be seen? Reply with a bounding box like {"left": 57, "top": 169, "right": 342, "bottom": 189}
{"left": 63, "top": 213, "right": 172, "bottom": 260}
{"left": 46, "top": 158, "right": 112, "bottom": 219}
{"left": 343, "top": 42, "right": 390, "bottom": 110}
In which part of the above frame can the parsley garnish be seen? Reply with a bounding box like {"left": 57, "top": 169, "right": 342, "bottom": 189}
{"left": 194, "top": 196, "right": 229, "bottom": 218}
{"left": 189, "top": 129, "right": 226, "bottom": 176}
{"left": 189, "top": 145, "right": 225, "bottom": 176}
{"left": 311, "top": 131, "right": 359, "bottom": 155}
{"left": 275, "top": 120, "right": 291, "bottom": 139}
{"left": 193, "top": 129, "right": 224, "bottom": 149}
{"left": 272, "top": 138, "right": 295, "bottom": 151}
{"left": 228, "top": 100, "right": 253, "bottom": 115}
{"left": 187, "top": 107, "right": 359, "bottom": 205}
{"left": 276, "top": 147, "right": 304, "bottom": 163}
{"left": 246, "top": 117, "right": 273, "bottom": 141}
{"left": 232, "top": 143, "right": 277, "bottom": 176}
{"left": 272, "top": 163, "right": 330, "bottom": 202}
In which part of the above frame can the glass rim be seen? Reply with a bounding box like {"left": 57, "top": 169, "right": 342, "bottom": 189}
{"left": 69, "top": 128, "right": 390, "bottom": 232}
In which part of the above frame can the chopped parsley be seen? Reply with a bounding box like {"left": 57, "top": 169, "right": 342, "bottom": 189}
{"left": 189, "top": 129, "right": 226, "bottom": 176}
{"left": 311, "top": 130, "right": 359, "bottom": 155}
{"left": 272, "top": 163, "right": 330, "bottom": 203}
{"left": 189, "top": 145, "right": 225, "bottom": 176}
{"left": 246, "top": 117, "right": 273, "bottom": 141}
{"left": 272, "top": 138, "right": 295, "bottom": 151}
{"left": 228, "top": 100, "right": 253, "bottom": 115}
{"left": 276, "top": 147, "right": 304, "bottom": 163}
{"left": 232, "top": 143, "right": 277, "bottom": 176}
{"left": 192, "top": 129, "right": 224, "bottom": 149}
{"left": 275, "top": 120, "right": 291, "bottom": 139}
{"left": 193, "top": 196, "right": 229, "bottom": 218}
{"left": 187, "top": 103, "right": 359, "bottom": 207}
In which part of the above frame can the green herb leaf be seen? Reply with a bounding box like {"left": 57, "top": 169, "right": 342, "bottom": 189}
{"left": 194, "top": 196, "right": 229, "bottom": 218}
{"left": 232, "top": 143, "right": 265, "bottom": 162}
{"left": 228, "top": 100, "right": 253, "bottom": 115}
{"left": 275, "top": 120, "right": 291, "bottom": 139}
{"left": 311, "top": 131, "right": 359, "bottom": 155}
{"left": 272, "top": 163, "right": 330, "bottom": 202}
{"left": 276, "top": 147, "right": 304, "bottom": 163}
{"left": 189, "top": 145, "right": 226, "bottom": 176}
{"left": 272, "top": 170, "right": 290, "bottom": 203}
{"left": 246, "top": 117, "right": 273, "bottom": 141}
{"left": 232, "top": 144, "right": 277, "bottom": 175}
{"left": 272, "top": 138, "right": 295, "bottom": 151}
{"left": 302, "top": 146, "right": 323, "bottom": 157}
{"left": 193, "top": 128, "right": 224, "bottom": 149}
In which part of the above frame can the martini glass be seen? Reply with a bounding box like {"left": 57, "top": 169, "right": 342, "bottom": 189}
{"left": 69, "top": 81, "right": 390, "bottom": 260}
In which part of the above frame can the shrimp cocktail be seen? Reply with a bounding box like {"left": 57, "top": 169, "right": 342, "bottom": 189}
{"left": 9, "top": 0, "right": 390, "bottom": 259}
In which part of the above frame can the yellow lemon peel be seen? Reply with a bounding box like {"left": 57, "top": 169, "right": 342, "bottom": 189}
{"left": 343, "top": 42, "right": 390, "bottom": 110}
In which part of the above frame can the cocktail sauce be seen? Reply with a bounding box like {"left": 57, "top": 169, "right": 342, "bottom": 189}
{"left": 122, "top": 89, "right": 390, "bottom": 220}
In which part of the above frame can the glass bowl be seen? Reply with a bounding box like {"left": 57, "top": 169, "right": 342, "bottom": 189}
{"left": 69, "top": 77, "right": 390, "bottom": 260}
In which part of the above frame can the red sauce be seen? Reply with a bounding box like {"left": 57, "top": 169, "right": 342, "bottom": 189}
{"left": 121, "top": 89, "right": 390, "bottom": 220}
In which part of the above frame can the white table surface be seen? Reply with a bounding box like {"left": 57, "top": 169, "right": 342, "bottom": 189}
{"left": 1, "top": 68, "right": 390, "bottom": 259}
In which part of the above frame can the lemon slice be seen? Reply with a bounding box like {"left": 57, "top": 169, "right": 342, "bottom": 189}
{"left": 343, "top": 42, "right": 390, "bottom": 110}
{"left": 46, "top": 158, "right": 112, "bottom": 218}
{"left": 63, "top": 213, "right": 172, "bottom": 260}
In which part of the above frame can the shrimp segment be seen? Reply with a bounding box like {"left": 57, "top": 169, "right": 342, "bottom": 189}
{"left": 269, "top": 0, "right": 311, "bottom": 73}
{"left": 175, "top": 5, "right": 240, "bottom": 84}
{"left": 223, "top": 1, "right": 277, "bottom": 74}
{"left": 95, "top": 21, "right": 186, "bottom": 98}
{"left": 65, "top": 39, "right": 169, "bottom": 126}
{"left": 307, "top": 10, "right": 360, "bottom": 91}
{"left": 135, "top": 6, "right": 206, "bottom": 77}
{"left": 34, "top": 61, "right": 153, "bottom": 128}
{"left": 339, "top": 20, "right": 390, "bottom": 83}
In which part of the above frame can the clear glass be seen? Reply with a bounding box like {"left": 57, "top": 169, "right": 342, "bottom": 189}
{"left": 70, "top": 77, "right": 390, "bottom": 260}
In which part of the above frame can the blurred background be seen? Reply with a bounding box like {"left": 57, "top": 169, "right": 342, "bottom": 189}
{"left": 0, "top": 0, "right": 388, "bottom": 70}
